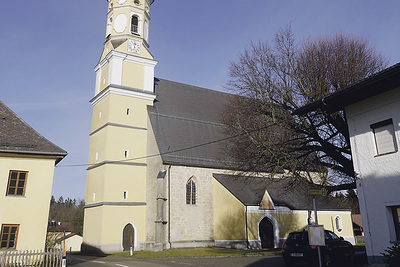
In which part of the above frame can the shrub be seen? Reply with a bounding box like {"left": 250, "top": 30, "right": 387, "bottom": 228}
{"left": 381, "top": 243, "right": 400, "bottom": 267}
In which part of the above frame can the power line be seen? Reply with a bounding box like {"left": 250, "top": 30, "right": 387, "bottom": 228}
{"left": 56, "top": 124, "right": 274, "bottom": 168}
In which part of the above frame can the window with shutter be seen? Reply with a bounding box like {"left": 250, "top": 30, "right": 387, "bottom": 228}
{"left": 371, "top": 119, "right": 397, "bottom": 156}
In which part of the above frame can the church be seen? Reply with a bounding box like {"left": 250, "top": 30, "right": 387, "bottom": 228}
{"left": 82, "top": 0, "right": 354, "bottom": 253}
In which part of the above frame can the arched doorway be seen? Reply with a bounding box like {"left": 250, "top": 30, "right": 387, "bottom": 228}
{"left": 122, "top": 224, "right": 135, "bottom": 251}
{"left": 259, "top": 217, "right": 274, "bottom": 249}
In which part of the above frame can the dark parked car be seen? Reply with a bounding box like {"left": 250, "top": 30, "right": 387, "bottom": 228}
{"left": 282, "top": 229, "right": 354, "bottom": 266}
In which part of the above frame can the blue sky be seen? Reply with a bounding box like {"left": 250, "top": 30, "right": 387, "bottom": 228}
{"left": 1, "top": 0, "right": 400, "bottom": 200}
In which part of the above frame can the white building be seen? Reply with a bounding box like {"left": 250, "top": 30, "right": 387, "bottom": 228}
{"left": 295, "top": 63, "right": 400, "bottom": 263}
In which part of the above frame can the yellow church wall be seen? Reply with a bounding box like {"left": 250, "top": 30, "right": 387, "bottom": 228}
{"left": 100, "top": 205, "right": 146, "bottom": 245}
{"left": 246, "top": 211, "right": 309, "bottom": 241}
{"left": 107, "top": 95, "right": 152, "bottom": 128}
{"left": 103, "top": 127, "right": 147, "bottom": 164}
{"left": 102, "top": 165, "right": 147, "bottom": 202}
{"left": 87, "top": 126, "right": 107, "bottom": 165}
{"left": 85, "top": 168, "right": 105, "bottom": 205}
{"left": 86, "top": 164, "right": 146, "bottom": 205}
{"left": 315, "top": 211, "right": 354, "bottom": 239}
{"left": 246, "top": 209, "right": 354, "bottom": 245}
{"left": 88, "top": 127, "right": 147, "bottom": 165}
{"left": 83, "top": 205, "right": 146, "bottom": 249}
{"left": 82, "top": 207, "right": 103, "bottom": 245}
{"left": 0, "top": 156, "right": 56, "bottom": 251}
{"left": 213, "top": 179, "right": 246, "bottom": 241}
{"left": 91, "top": 94, "right": 151, "bottom": 132}
{"left": 121, "top": 61, "right": 145, "bottom": 89}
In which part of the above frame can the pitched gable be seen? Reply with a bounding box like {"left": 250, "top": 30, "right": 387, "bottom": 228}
{"left": 0, "top": 100, "right": 67, "bottom": 163}
{"left": 260, "top": 190, "right": 275, "bottom": 210}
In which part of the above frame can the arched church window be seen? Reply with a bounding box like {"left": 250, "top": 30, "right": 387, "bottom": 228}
{"left": 186, "top": 178, "right": 196, "bottom": 205}
{"left": 131, "top": 15, "right": 139, "bottom": 34}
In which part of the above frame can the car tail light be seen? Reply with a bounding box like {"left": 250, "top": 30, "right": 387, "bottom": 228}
{"left": 282, "top": 243, "right": 287, "bottom": 249}
{"left": 310, "top": 245, "right": 317, "bottom": 249}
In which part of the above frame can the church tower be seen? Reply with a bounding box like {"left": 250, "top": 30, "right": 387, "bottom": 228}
{"left": 82, "top": 0, "right": 157, "bottom": 253}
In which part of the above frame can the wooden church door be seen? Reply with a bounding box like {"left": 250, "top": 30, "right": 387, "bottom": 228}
{"left": 123, "top": 224, "right": 134, "bottom": 251}
{"left": 259, "top": 217, "right": 274, "bottom": 249}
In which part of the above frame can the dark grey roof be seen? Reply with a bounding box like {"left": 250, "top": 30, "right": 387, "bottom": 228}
{"left": 0, "top": 100, "right": 67, "bottom": 163}
{"left": 294, "top": 63, "right": 400, "bottom": 115}
{"left": 213, "top": 173, "right": 345, "bottom": 210}
{"left": 148, "top": 78, "right": 235, "bottom": 169}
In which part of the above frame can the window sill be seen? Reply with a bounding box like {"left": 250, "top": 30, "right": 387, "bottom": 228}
{"left": 374, "top": 150, "right": 398, "bottom": 157}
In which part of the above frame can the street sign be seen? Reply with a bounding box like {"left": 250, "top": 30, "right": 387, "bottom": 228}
{"left": 309, "top": 188, "right": 327, "bottom": 197}
{"left": 308, "top": 225, "right": 325, "bottom": 246}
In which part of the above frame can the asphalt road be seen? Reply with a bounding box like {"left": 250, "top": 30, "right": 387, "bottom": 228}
{"left": 67, "top": 254, "right": 286, "bottom": 267}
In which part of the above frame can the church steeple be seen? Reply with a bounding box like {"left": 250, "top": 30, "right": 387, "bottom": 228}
{"left": 102, "top": 0, "right": 155, "bottom": 61}
{"left": 93, "top": 0, "right": 157, "bottom": 96}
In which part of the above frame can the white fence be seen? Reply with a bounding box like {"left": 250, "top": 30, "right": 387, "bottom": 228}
{"left": 0, "top": 249, "right": 63, "bottom": 267}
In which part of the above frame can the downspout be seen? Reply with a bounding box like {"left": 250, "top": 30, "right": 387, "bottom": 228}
{"left": 245, "top": 205, "right": 249, "bottom": 249}
{"left": 168, "top": 165, "right": 172, "bottom": 248}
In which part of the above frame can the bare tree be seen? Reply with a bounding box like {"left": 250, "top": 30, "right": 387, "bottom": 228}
{"left": 222, "top": 26, "right": 387, "bottom": 192}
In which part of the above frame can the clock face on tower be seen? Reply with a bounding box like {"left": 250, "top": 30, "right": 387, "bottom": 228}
{"left": 128, "top": 40, "right": 141, "bottom": 54}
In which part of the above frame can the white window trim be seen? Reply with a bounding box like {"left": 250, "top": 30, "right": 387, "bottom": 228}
{"left": 130, "top": 12, "right": 143, "bottom": 35}
{"left": 371, "top": 118, "right": 398, "bottom": 156}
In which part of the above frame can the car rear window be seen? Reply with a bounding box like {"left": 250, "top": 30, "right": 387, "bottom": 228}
{"left": 287, "top": 232, "right": 307, "bottom": 241}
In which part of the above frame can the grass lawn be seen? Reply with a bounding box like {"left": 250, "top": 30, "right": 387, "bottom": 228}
{"left": 111, "top": 247, "right": 281, "bottom": 259}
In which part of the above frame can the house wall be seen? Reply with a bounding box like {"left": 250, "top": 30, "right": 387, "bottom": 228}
{"left": 0, "top": 156, "right": 56, "bottom": 251}
{"left": 346, "top": 87, "right": 400, "bottom": 263}
{"left": 64, "top": 235, "right": 83, "bottom": 252}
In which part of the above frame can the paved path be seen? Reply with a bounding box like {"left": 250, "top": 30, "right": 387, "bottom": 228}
{"left": 67, "top": 254, "right": 286, "bottom": 267}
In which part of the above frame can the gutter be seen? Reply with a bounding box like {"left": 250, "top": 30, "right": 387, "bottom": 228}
{"left": 0, "top": 150, "right": 67, "bottom": 164}
{"left": 293, "top": 63, "right": 400, "bottom": 115}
